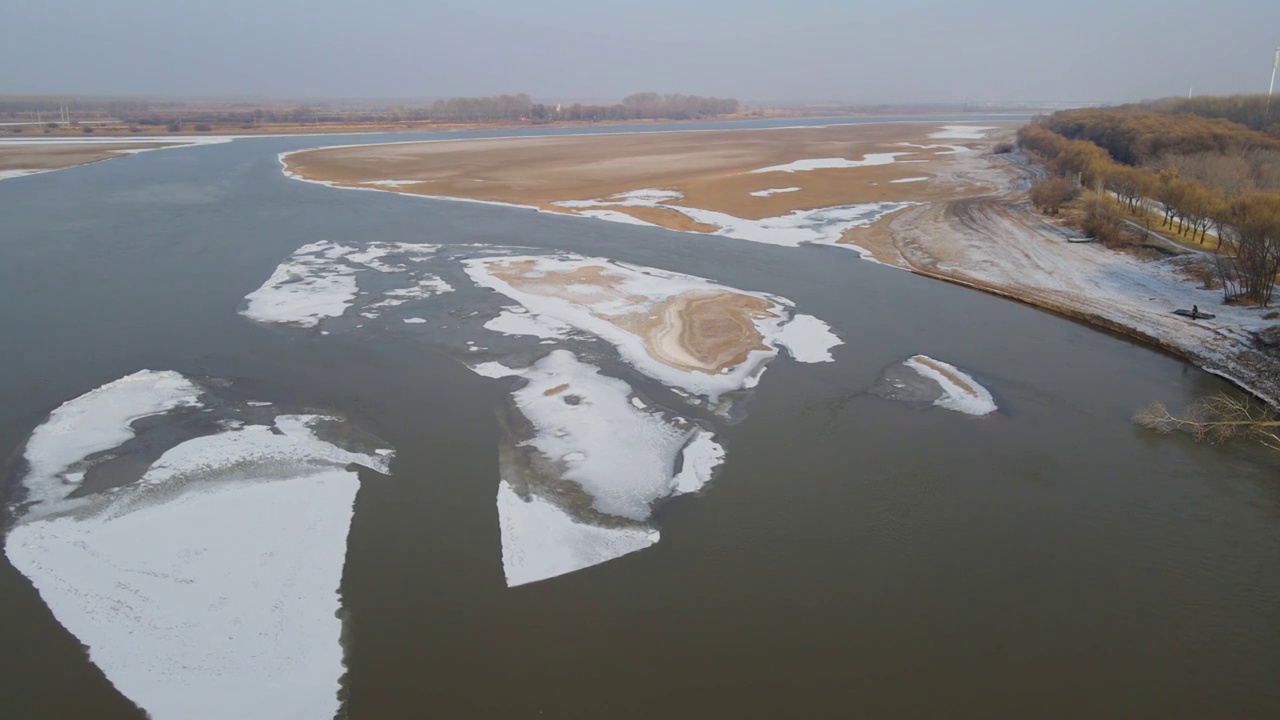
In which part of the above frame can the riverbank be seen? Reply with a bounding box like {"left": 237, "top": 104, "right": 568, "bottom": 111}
{"left": 0, "top": 138, "right": 219, "bottom": 180}
{"left": 279, "top": 120, "right": 1280, "bottom": 405}
{"left": 859, "top": 151, "right": 1280, "bottom": 407}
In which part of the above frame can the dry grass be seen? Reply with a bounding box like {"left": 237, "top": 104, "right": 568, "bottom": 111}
{"left": 285, "top": 122, "right": 1021, "bottom": 234}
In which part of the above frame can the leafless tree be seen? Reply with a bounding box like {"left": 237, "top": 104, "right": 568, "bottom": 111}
{"left": 1136, "top": 393, "right": 1280, "bottom": 452}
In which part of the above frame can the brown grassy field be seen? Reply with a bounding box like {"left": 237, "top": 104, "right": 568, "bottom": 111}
{"left": 0, "top": 143, "right": 180, "bottom": 173}
{"left": 283, "top": 121, "right": 1020, "bottom": 233}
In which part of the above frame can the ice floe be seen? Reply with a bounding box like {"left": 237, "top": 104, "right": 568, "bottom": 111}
{"left": 491, "top": 350, "right": 722, "bottom": 586}
{"left": 497, "top": 480, "right": 658, "bottom": 588}
{"left": 5, "top": 372, "right": 392, "bottom": 720}
{"left": 17, "top": 369, "right": 203, "bottom": 521}
{"left": 872, "top": 355, "right": 997, "bottom": 416}
{"left": 241, "top": 240, "right": 450, "bottom": 327}
{"left": 773, "top": 314, "right": 843, "bottom": 363}
{"left": 904, "top": 355, "right": 997, "bottom": 415}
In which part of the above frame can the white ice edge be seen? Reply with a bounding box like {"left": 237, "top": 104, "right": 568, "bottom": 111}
{"left": 890, "top": 177, "right": 930, "bottom": 184}
{"left": 18, "top": 369, "right": 202, "bottom": 521}
{"left": 904, "top": 355, "right": 997, "bottom": 416}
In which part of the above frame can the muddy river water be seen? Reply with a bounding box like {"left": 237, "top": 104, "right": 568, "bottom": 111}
{"left": 1, "top": 117, "right": 1277, "bottom": 719}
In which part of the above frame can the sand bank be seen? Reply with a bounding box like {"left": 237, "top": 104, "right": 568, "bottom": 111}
{"left": 280, "top": 122, "right": 1018, "bottom": 237}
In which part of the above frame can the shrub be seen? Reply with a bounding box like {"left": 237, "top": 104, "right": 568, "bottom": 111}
{"left": 81, "top": 126, "right": 94, "bottom": 134}
{"left": 193, "top": 123, "right": 212, "bottom": 132}
{"left": 166, "top": 122, "right": 181, "bottom": 132}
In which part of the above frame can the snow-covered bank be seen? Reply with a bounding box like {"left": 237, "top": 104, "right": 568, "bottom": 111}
{"left": 877, "top": 149, "right": 1280, "bottom": 408}
{"left": 5, "top": 372, "right": 393, "bottom": 720}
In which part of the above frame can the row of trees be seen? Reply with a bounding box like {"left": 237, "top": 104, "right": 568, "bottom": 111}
{"left": 0, "top": 94, "right": 739, "bottom": 126}
{"left": 1019, "top": 120, "right": 1280, "bottom": 306}
{"left": 1143, "top": 94, "right": 1280, "bottom": 136}
{"left": 1040, "top": 108, "right": 1280, "bottom": 166}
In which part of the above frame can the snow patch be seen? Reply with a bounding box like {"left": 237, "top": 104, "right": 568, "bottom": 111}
{"left": 749, "top": 187, "right": 801, "bottom": 197}
{"left": 749, "top": 153, "right": 909, "bottom": 174}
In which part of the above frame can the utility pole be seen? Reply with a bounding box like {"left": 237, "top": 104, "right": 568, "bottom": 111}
{"left": 1269, "top": 47, "right": 1280, "bottom": 114}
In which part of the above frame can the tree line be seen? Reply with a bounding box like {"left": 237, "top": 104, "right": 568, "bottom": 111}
{"left": 1019, "top": 116, "right": 1280, "bottom": 307}
{"left": 0, "top": 93, "right": 739, "bottom": 126}
{"left": 1040, "top": 108, "right": 1280, "bottom": 166}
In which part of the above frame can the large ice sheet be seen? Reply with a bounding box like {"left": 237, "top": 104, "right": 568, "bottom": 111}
{"left": 6, "top": 373, "right": 393, "bottom": 720}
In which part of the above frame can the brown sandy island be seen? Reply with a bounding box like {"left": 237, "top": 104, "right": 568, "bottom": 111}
{"left": 482, "top": 258, "right": 778, "bottom": 375}
{"left": 0, "top": 142, "right": 180, "bottom": 176}
{"left": 283, "top": 122, "right": 1020, "bottom": 236}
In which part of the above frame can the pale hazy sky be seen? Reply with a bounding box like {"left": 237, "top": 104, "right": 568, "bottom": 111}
{"left": 2, "top": 0, "right": 1278, "bottom": 104}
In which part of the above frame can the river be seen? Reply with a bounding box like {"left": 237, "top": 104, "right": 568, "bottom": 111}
{"left": 1, "top": 117, "right": 1277, "bottom": 719}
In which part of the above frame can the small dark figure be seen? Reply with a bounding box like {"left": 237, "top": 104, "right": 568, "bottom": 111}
{"left": 1191, "top": 304, "right": 1199, "bottom": 319}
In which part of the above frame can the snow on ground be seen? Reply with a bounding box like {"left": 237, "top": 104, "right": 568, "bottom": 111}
{"left": 891, "top": 177, "right": 930, "bottom": 184}
{"left": 928, "top": 125, "right": 997, "bottom": 140}
{"left": 749, "top": 153, "right": 910, "bottom": 174}
{"left": 497, "top": 480, "right": 658, "bottom": 588}
{"left": 903, "top": 355, "right": 998, "bottom": 416}
{"left": 553, "top": 188, "right": 913, "bottom": 256}
{"left": 241, "top": 240, "right": 450, "bottom": 327}
{"left": 464, "top": 254, "right": 840, "bottom": 399}
{"left": 5, "top": 373, "right": 392, "bottom": 720}
{"left": 672, "top": 202, "right": 915, "bottom": 257}
{"left": 749, "top": 187, "right": 801, "bottom": 197}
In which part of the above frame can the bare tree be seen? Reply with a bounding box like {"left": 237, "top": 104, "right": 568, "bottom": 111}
{"left": 1136, "top": 393, "right": 1280, "bottom": 452}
